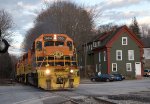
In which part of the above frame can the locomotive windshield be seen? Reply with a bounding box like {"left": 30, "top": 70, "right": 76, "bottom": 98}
{"left": 55, "top": 41, "right": 64, "bottom": 46}
{"left": 44, "top": 41, "right": 64, "bottom": 46}
{"left": 44, "top": 41, "right": 54, "bottom": 46}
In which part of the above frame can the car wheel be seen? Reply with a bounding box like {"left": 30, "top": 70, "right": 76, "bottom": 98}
{"left": 106, "top": 79, "right": 110, "bottom": 82}
{"left": 146, "top": 74, "right": 148, "bottom": 77}
{"left": 91, "top": 78, "right": 95, "bottom": 82}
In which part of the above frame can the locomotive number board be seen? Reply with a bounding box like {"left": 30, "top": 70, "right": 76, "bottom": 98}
{"left": 58, "top": 36, "right": 66, "bottom": 41}
{"left": 43, "top": 36, "right": 53, "bottom": 41}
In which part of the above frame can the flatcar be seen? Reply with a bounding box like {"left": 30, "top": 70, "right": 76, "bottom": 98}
{"left": 16, "top": 34, "right": 80, "bottom": 90}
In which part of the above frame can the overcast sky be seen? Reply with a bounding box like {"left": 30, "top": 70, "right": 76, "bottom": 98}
{"left": 0, "top": 0, "right": 150, "bottom": 56}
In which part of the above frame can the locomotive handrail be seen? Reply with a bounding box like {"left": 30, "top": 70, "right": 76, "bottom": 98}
{"left": 39, "top": 57, "right": 47, "bottom": 69}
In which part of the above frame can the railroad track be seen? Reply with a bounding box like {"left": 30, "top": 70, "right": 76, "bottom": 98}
{"left": 0, "top": 84, "right": 115, "bottom": 104}
{"left": 52, "top": 91, "right": 99, "bottom": 104}
{"left": 51, "top": 90, "right": 115, "bottom": 104}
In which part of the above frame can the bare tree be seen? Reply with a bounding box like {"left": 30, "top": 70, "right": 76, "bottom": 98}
{"left": 23, "top": 1, "right": 95, "bottom": 50}
{"left": 0, "top": 9, "right": 13, "bottom": 43}
{"left": 141, "top": 24, "right": 150, "bottom": 38}
{"left": 97, "top": 23, "right": 118, "bottom": 34}
{"left": 0, "top": 9, "right": 14, "bottom": 79}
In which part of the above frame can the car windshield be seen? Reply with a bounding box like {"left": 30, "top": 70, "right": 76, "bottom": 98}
{"left": 144, "top": 69, "right": 150, "bottom": 72}
{"left": 113, "top": 74, "right": 120, "bottom": 76}
{"left": 144, "top": 70, "right": 148, "bottom": 72}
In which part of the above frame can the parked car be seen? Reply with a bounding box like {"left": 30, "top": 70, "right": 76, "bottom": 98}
{"left": 91, "top": 74, "right": 115, "bottom": 82}
{"left": 144, "top": 69, "right": 150, "bottom": 77}
{"left": 112, "top": 73, "right": 125, "bottom": 81}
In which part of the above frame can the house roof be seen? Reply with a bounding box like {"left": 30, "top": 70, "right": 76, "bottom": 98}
{"left": 93, "top": 25, "right": 144, "bottom": 50}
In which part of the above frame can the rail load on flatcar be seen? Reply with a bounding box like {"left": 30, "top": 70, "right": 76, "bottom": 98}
{"left": 16, "top": 34, "right": 80, "bottom": 90}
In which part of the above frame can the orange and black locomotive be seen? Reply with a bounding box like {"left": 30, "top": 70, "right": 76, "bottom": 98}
{"left": 16, "top": 34, "right": 80, "bottom": 90}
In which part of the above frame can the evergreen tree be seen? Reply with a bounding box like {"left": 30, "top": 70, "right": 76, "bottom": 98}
{"left": 129, "top": 17, "right": 141, "bottom": 39}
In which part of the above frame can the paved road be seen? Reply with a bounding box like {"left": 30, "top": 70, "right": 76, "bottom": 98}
{"left": 0, "top": 78, "right": 150, "bottom": 104}
{"left": 78, "top": 78, "right": 150, "bottom": 95}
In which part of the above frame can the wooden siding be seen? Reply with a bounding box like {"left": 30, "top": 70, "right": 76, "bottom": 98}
{"left": 94, "top": 50, "right": 108, "bottom": 74}
{"left": 110, "top": 32, "right": 141, "bottom": 78}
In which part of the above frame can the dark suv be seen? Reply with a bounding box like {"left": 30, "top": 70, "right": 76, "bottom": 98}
{"left": 91, "top": 74, "right": 115, "bottom": 82}
{"left": 112, "top": 73, "right": 125, "bottom": 81}
{"left": 144, "top": 69, "right": 150, "bottom": 77}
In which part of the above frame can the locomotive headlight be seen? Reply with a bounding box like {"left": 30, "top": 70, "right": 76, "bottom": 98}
{"left": 54, "top": 34, "right": 57, "bottom": 40}
{"left": 70, "top": 69, "right": 74, "bottom": 73}
{"left": 45, "top": 69, "right": 50, "bottom": 75}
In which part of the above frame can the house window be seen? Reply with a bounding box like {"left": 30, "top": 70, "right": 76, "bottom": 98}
{"left": 128, "top": 50, "right": 134, "bottom": 60}
{"left": 104, "top": 51, "right": 106, "bottom": 61}
{"left": 122, "top": 37, "right": 127, "bottom": 45}
{"left": 93, "top": 42, "right": 96, "bottom": 47}
{"left": 95, "top": 42, "right": 96, "bottom": 47}
{"left": 99, "top": 52, "right": 101, "bottom": 62}
{"left": 97, "top": 41, "right": 100, "bottom": 46}
{"left": 93, "top": 42, "right": 95, "bottom": 47}
{"left": 126, "top": 63, "right": 132, "bottom": 71}
{"left": 91, "top": 44, "right": 93, "bottom": 50}
{"left": 116, "top": 50, "right": 122, "bottom": 60}
{"left": 112, "top": 63, "right": 117, "bottom": 72}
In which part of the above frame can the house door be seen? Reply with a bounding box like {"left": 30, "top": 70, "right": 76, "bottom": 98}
{"left": 135, "top": 62, "right": 141, "bottom": 76}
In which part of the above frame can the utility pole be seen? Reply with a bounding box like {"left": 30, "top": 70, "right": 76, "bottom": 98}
{"left": 0, "top": 29, "right": 1, "bottom": 56}
{"left": 84, "top": 42, "right": 87, "bottom": 78}
{"left": 0, "top": 29, "right": 1, "bottom": 40}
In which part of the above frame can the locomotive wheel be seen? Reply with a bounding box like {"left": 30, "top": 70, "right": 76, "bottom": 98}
{"left": 91, "top": 78, "right": 95, "bottom": 82}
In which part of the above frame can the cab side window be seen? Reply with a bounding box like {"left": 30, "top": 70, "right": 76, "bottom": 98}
{"left": 36, "top": 41, "right": 42, "bottom": 51}
{"left": 67, "top": 41, "right": 72, "bottom": 50}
